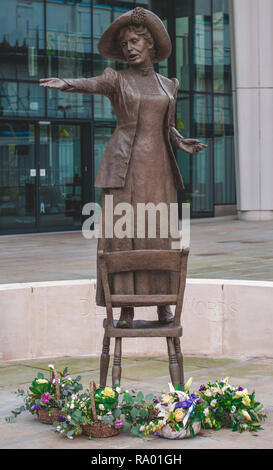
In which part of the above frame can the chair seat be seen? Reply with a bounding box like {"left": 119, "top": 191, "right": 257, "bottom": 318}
{"left": 103, "top": 319, "right": 183, "bottom": 338}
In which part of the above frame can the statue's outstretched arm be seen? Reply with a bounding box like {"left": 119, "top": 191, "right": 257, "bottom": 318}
{"left": 169, "top": 78, "right": 207, "bottom": 155}
{"left": 39, "top": 67, "right": 118, "bottom": 99}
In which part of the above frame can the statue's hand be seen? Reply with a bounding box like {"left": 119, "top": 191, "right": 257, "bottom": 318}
{"left": 39, "top": 78, "right": 69, "bottom": 90}
{"left": 178, "top": 138, "right": 207, "bottom": 154}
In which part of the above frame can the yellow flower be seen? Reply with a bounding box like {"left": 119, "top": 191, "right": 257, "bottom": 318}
{"left": 242, "top": 395, "right": 251, "bottom": 407}
{"left": 103, "top": 387, "right": 115, "bottom": 398}
{"left": 36, "top": 379, "right": 49, "bottom": 384}
{"left": 174, "top": 408, "right": 186, "bottom": 422}
{"left": 155, "top": 421, "right": 164, "bottom": 430}
{"left": 205, "top": 417, "right": 213, "bottom": 428}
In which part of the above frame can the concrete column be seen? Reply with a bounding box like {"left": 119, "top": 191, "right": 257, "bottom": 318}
{"left": 229, "top": 0, "right": 273, "bottom": 221}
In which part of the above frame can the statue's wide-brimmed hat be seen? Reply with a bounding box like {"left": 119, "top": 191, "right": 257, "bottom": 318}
{"left": 98, "top": 7, "right": 172, "bottom": 63}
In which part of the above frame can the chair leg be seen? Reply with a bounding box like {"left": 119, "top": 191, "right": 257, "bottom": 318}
{"left": 166, "top": 337, "right": 181, "bottom": 388}
{"left": 174, "top": 337, "right": 184, "bottom": 390}
{"left": 100, "top": 334, "right": 110, "bottom": 388}
{"left": 112, "top": 337, "right": 122, "bottom": 387}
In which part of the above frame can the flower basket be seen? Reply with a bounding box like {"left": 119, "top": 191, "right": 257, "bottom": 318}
{"left": 81, "top": 382, "right": 120, "bottom": 438}
{"left": 38, "top": 407, "right": 61, "bottom": 425}
{"left": 156, "top": 421, "right": 201, "bottom": 440}
{"left": 38, "top": 369, "right": 61, "bottom": 425}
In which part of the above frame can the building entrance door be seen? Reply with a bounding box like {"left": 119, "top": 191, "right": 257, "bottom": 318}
{"left": 0, "top": 121, "right": 88, "bottom": 234}
{"left": 38, "top": 123, "right": 83, "bottom": 231}
{"left": 0, "top": 122, "right": 36, "bottom": 233}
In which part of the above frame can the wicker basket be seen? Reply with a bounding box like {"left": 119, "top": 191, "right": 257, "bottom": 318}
{"left": 81, "top": 382, "right": 119, "bottom": 438}
{"left": 38, "top": 369, "right": 61, "bottom": 425}
{"left": 157, "top": 421, "right": 201, "bottom": 440}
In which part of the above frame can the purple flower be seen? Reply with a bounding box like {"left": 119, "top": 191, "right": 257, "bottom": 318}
{"left": 196, "top": 397, "right": 204, "bottom": 404}
{"left": 199, "top": 385, "right": 206, "bottom": 391}
{"left": 57, "top": 416, "right": 66, "bottom": 422}
{"left": 41, "top": 392, "right": 51, "bottom": 403}
{"left": 31, "top": 404, "right": 41, "bottom": 410}
{"left": 114, "top": 420, "right": 124, "bottom": 429}
{"left": 153, "top": 399, "right": 159, "bottom": 404}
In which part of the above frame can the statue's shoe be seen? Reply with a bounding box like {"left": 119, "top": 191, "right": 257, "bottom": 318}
{"left": 157, "top": 305, "right": 174, "bottom": 323}
{"left": 116, "top": 307, "right": 134, "bottom": 328}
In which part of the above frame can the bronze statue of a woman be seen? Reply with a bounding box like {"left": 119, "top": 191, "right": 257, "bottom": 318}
{"left": 40, "top": 8, "right": 206, "bottom": 328}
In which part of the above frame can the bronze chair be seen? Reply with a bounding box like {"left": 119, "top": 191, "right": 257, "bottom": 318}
{"left": 98, "top": 248, "right": 189, "bottom": 390}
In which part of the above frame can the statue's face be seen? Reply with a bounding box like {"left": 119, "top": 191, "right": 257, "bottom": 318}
{"left": 120, "top": 29, "right": 152, "bottom": 66}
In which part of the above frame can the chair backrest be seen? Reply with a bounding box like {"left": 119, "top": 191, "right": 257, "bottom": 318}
{"left": 98, "top": 248, "right": 189, "bottom": 327}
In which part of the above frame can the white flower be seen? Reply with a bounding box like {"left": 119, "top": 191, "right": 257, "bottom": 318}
{"left": 204, "top": 389, "right": 212, "bottom": 397}
{"left": 211, "top": 387, "right": 218, "bottom": 396}
{"left": 67, "top": 415, "right": 71, "bottom": 421}
{"left": 234, "top": 388, "right": 248, "bottom": 399}
{"left": 231, "top": 406, "right": 236, "bottom": 414}
{"left": 176, "top": 390, "right": 189, "bottom": 401}
{"left": 70, "top": 403, "right": 75, "bottom": 409}
{"left": 211, "top": 399, "right": 217, "bottom": 407}
{"left": 97, "top": 415, "right": 102, "bottom": 421}
{"left": 204, "top": 407, "right": 210, "bottom": 417}
{"left": 139, "top": 425, "right": 146, "bottom": 432}
{"left": 99, "top": 404, "right": 105, "bottom": 411}
{"left": 116, "top": 387, "right": 121, "bottom": 394}
{"left": 48, "top": 364, "right": 54, "bottom": 369}
{"left": 168, "top": 382, "right": 176, "bottom": 393}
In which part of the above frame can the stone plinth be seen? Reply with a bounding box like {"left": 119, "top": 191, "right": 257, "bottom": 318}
{"left": 1, "top": 278, "right": 272, "bottom": 362}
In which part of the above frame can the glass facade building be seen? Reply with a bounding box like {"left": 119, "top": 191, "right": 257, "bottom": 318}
{"left": 0, "top": 0, "right": 235, "bottom": 234}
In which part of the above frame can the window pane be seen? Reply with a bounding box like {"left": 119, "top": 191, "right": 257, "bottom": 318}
{"left": 192, "top": 93, "right": 213, "bottom": 214}
{"left": 0, "top": 81, "right": 45, "bottom": 117}
{"left": 46, "top": 0, "right": 92, "bottom": 118}
{"left": 194, "top": 0, "right": 212, "bottom": 92}
{"left": 214, "top": 94, "right": 236, "bottom": 204}
{"left": 0, "top": 0, "right": 44, "bottom": 80}
{"left": 213, "top": 0, "right": 232, "bottom": 93}
{"left": 176, "top": 9, "right": 190, "bottom": 90}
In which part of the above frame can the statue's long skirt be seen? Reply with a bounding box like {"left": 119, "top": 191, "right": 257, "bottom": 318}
{"left": 96, "top": 93, "right": 179, "bottom": 307}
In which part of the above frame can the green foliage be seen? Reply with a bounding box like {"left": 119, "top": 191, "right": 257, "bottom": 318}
{"left": 5, "top": 366, "right": 83, "bottom": 422}
{"left": 197, "top": 377, "right": 267, "bottom": 433}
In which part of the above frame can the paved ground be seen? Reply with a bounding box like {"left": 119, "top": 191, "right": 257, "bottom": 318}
{"left": 0, "top": 215, "right": 273, "bottom": 284}
{"left": 0, "top": 355, "right": 272, "bottom": 450}
{"left": 1, "top": 215, "right": 272, "bottom": 451}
